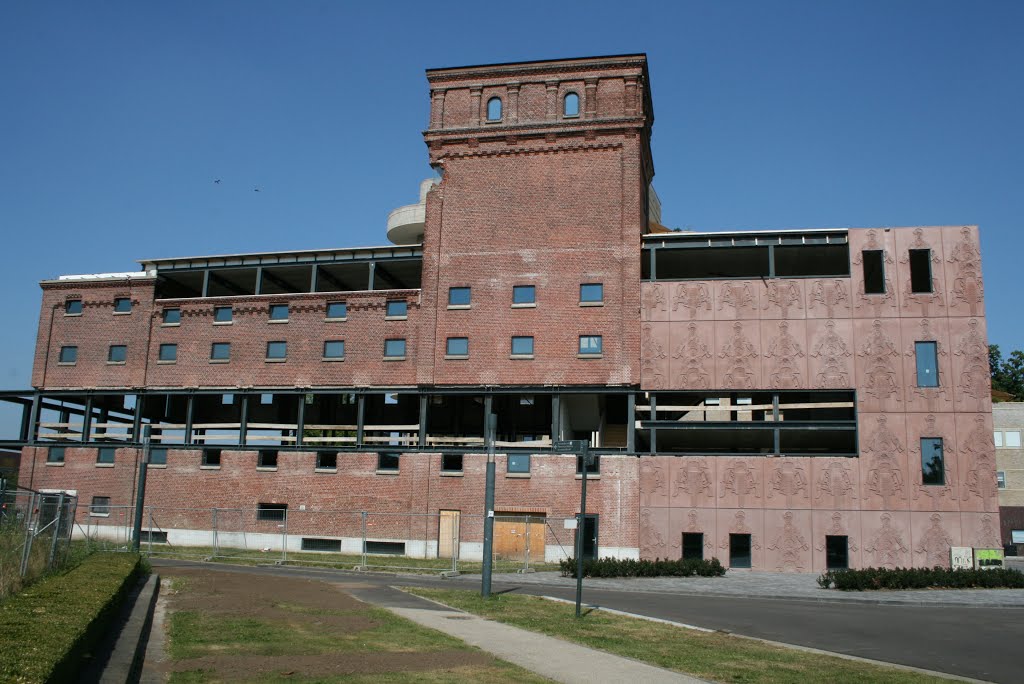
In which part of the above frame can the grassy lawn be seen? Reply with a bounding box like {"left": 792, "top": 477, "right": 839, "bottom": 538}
{"left": 162, "top": 568, "right": 551, "bottom": 683}
{"left": 404, "top": 588, "right": 951, "bottom": 684}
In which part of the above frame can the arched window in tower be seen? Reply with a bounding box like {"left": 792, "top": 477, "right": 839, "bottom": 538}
{"left": 486, "top": 97, "right": 502, "bottom": 121}
{"left": 564, "top": 92, "right": 580, "bottom": 117}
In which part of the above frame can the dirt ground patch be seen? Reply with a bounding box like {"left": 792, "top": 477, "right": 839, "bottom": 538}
{"left": 158, "top": 567, "right": 539, "bottom": 683}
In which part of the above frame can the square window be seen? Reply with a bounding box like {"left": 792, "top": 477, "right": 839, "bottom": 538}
{"left": 266, "top": 341, "right": 287, "bottom": 360}
{"left": 448, "top": 287, "right": 471, "bottom": 307}
{"left": 162, "top": 308, "right": 181, "bottom": 324}
{"left": 210, "top": 342, "right": 231, "bottom": 360}
{"left": 511, "top": 336, "right": 534, "bottom": 357}
{"left": 316, "top": 452, "right": 338, "bottom": 470}
{"left": 914, "top": 341, "right": 939, "bottom": 387}
{"left": 59, "top": 346, "right": 78, "bottom": 363}
{"left": 158, "top": 343, "right": 177, "bottom": 362}
{"left": 214, "top": 306, "right": 233, "bottom": 323}
{"left": 384, "top": 392, "right": 399, "bottom": 405}
{"left": 47, "top": 447, "right": 65, "bottom": 464}
{"left": 512, "top": 285, "right": 536, "bottom": 305}
{"left": 269, "top": 304, "right": 289, "bottom": 321}
{"left": 113, "top": 297, "right": 132, "bottom": 313}
{"left": 221, "top": 394, "right": 234, "bottom": 405}
{"left": 579, "top": 335, "right": 603, "bottom": 355}
{"left": 256, "top": 502, "right": 287, "bottom": 521}
{"left": 386, "top": 300, "right": 408, "bottom": 318}
{"left": 97, "top": 447, "right": 116, "bottom": 464}
{"left": 202, "top": 449, "right": 222, "bottom": 467}
{"left": 994, "top": 431, "right": 1004, "bottom": 447}
{"left": 323, "top": 340, "right": 345, "bottom": 359}
{"left": 1007, "top": 431, "right": 1022, "bottom": 448}
{"left": 261, "top": 393, "right": 274, "bottom": 405}
{"left": 682, "top": 533, "right": 704, "bottom": 561}
{"left": 90, "top": 496, "right": 111, "bottom": 516}
{"left": 326, "top": 302, "right": 347, "bottom": 319}
{"left": 446, "top": 337, "right": 468, "bottom": 357}
{"left": 580, "top": 283, "right": 604, "bottom": 304}
{"left": 258, "top": 450, "right": 278, "bottom": 469}
{"left": 576, "top": 454, "right": 600, "bottom": 474}
{"left": 920, "top": 437, "right": 945, "bottom": 486}
{"left": 384, "top": 339, "right": 406, "bottom": 358}
{"left": 507, "top": 453, "right": 531, "bottom": 474}
{"left": 378, "top": 452, "right": 399, "bottom": 471}
{"left": 442, "top": 454, "right": 463, "bottom": 472}
{"left": 65, "top": 299, "right": 83, "bottom": 315}
{"left": 149, "top": 447, "right": 167, "bottom": 466}
{"left": 998, "top": 471, "right": 1006, "bottom": 489}
{"left": 108, "top": 345, "right": 127, "bottom": 363}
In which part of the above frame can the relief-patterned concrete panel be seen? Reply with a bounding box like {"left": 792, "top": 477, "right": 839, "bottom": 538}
{"left": 812, "top": 458, "right": 861, "bottom": 511}
{"left": 715, "top": 281, "right": 760, "bottom": 320}
{"left": 906, "top": 412, "right": 960, "bottom": 513}
{"left": 858, "top": 413, "right": 911, "bottom": 512}
{"left": 717, "top": 508, "right": 765, "bottom": 569}
{"left": 764, "top": 458, "right": 813, "bottom": 509}
{"left": 849, "top": 228, "right": 899, "bottom": 319}
{"left": 949, "top": 316, "right": 992, "bottom": 414}
{"left": 638, "top": 457, "right": 672, "bottom": 508}
{"left": 942, "top": 226, "right": 985, "bottom": 318}
{"left": 641, "top": 282, "right": 670, "bottom": 322}
{"left": 910, "top": 511, "right": 961, "bottom": 568}
{"left": 761, "top": 319, "right": 808, "bottom": 390}
{"left": 668, "top": 281, "right": 715, "bottom": 321}
{"left": 717, "top": 458, "right": 764, "bottom": 509}
{"left": 764, "top": 509, "right": 813, "bottom": 572}
{"left": 900, "top": 317, "right": 954, "bottom": 414}
{"left": 811, "top": 510, "right": 863, "bottom": 571}
{"left": 894, "top": 227, "right": 948, "bottom": 319}
{"left": 805, "top": 278, "right": 852, "bottom": 319}
{"left": 860, "top": 510, "right": 913, "bottom": 569}
{"left": 641, "top": 323, "right": 670, "bottom": 390}
{"left": 714, "top": 320, "right": 762, "bottom": 389}
{"left": 639, "top": 506, "right": 672, "bottom": 559}
{"left": 761, "top": 279, "right": 806, "bottom": 320}
{"left": 670, "top": 456, "right": 717, "bottom": 509}
{"left": 959, "top": 511, "right": 1002, "bottom": 549}
{"left": 806, "top": 318, "right": 855, "bottom": 390}
{"left": 956, "top": 413, "right": 1000, "bottom": 513}
{"left": 669, "top": 321, "right": 715, "bottom": 390}
{"left": 854, "top": 317, "right": 905, "bottom": 413}
{"left": 669, "top": 506, "right": 718, "bottom": 560}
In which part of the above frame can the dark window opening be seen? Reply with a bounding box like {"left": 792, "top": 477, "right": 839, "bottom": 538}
{"left": 47, "top": 447, "right": 65, "bottom": 463}
{"left": 364, "top": 540, "right": 406, "bottom": 555}
{"left": 257, "top": 450, "right": 278, "bottom": 469}
{"left": 256, "top": 502, "right": 287, "bottom": 522}
{"left": 323, "top": 340, "right": 345, "bottom": 359}
{"left": 150, "top": 447, "right": 167, "bottom": 465}
{"left": 682, "top": 533, "right": 704, "bottom": 561}
{"left": 162, "top": 308, "right": 180, "bottom": 324}
{"left": 826, "top": 535, "right": 849, "bottom": 569}
{"left": 114, "top": 297, "right": 132, "bottom": 313}
{"left": 97, "top": 447, "right": 116, "bottom": 464}
{"left": 656, "top": 246, "right": 769, "bottom": 280}
{"left": 210, "top": 342, "right": 230, "bottom": 360}
{"left": 773, "top": 244, "right": 850, "bottom": 277}
{"left": 90, "top": 496, "right": 111, "bottom": 515}
{"left": 202, "top": 449, "right": 221, "bottom": 467}
{"left": 316, "top": 452, "right": 338, "bottom": 470}
{"left": 915, "top": 341, "right": 939, "bottom": 387}
{"left": 59, "top": 346, "right": 77, "bottom": 363}
{"left": 729, "top": 533, "right": 752, "bottom": 568}
{"left": 214, "top": 306, "right": 233, "bottom": 323}
{"left": 139, "top": 530, "right": 168, "bottom": 544}
{"left": 301, "top": 537, "right": 342, "bottom": 552}
{"left": 266, "top": 341, "right": 287, "bottom": 360}
{"left": 65, "top": 299, "right": 83, "bottom": 315}
{"left": 108, "top": 345, "right": 127, "bottom": 363}
{"left": 909, "top": 249, "right": 933, "bottom": 293}
{"left": 508, "top": 453, "right": 531, "bottom": 473}
{"left": 576, "top": 454, "right": 600, "bottom": 474}
{"left": 921, "top": 437, "right": 945, "bottom": 486}
{"left": 862, "top": 250, "right": 885, "bottom": 294}
{"left": 442, "top": 454, "right": 463, "bottom": 472}
{"left": 158, "top": 344, "right": 177, "bottom": 362}
{"left": 378, "top": 452, "right": 400, "bottom": 471}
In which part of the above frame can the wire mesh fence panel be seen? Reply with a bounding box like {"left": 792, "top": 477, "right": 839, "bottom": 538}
{"left": 145, "top": 507, "right": 219, "bottom": 559}
{"left": 0, "top": 489, "right": 79, "bottom": 599}
{"left": 74, "top": 505, "right": 135, "bottom": 552}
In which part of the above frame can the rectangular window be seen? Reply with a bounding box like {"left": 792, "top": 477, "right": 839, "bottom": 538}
{"left": 915, "top": 341, "right": 939, "bottom": 387}
{"left": 58, "top": 346, "right": 77, "bottom": 364}
{"left": 1007, "top": 431, "right": 1022, "bottom": 448}
{"left": 448, "top": 287, "right": 471, "bottom": 307}
{"left": 258, "top": 450, "right": 278, "bottom": 469}
{"left": 729, "top": 533, "right": 752, "bottom": 568}
{"left": 214, "top": 306, "right": 233, "bottom": 323}
{"left": 384, "top": 339, "right": 406, "bottom": 359}
{"left": 326, "top": 302, "right": 347, "bottom": 319}
{"left": 90, "top": 496, "right": 111, "bottom": 516}
{"left": 210, "top": 342, "right": 231, "bottom": 361}
{"left": 65, "top": 299, "right": 83, "bottom": 315}
{"left": 301, "top": 537, "right": 342, "bottom": 552}
{"left": 108, "top": 345, "right": 127, "bottom": 363}
{"left": 385, "top": 300, "right": 408, "bottom": 318}
{"left": 113, "top": 297, "right": 132, "bottom": 313}
{"left": 323, "top": 340, "right": 345, "bottom": 359}
{"left": 261, "top": 393, "right": 274, "bottom": 405}
{"left": 446, "top": 337, "right": 469, "bottom": 357}
{"left": 682, "top": 533, "right": 704, "bottom": 561}
{"left": 826, "top": 535, "right": 849, "bottom": 570}
{"left": 158, "top": 343, "right": 177, "bottom": 362}
{"left": 512, "top": 285, "right": 536, "bottom": 305}
{"left": 576, "top": 455, "right": 600, "bottom": 474}
{"left": 998, "top": 471, "right": 1006, "bottom": 489}
{"left": 511, "top": 336, "right": 534, "bottom": 357}
{"left": 920, "top": 437, "right": 945, "bottom": 486}
{"left": 269, "top": 304, "right": 289, "bottom": 321}
{"left": 316, "top": 452, "right": 338, "bottom": 470}
{"left": 162, "top": 308, "right": 181, "bottom": 324}
{"left": 507, "top": 453, "right": 531, "bottom": 474}
{"left": 150, "top": 447, "right": 167, "bottom": 466}
{"left": 202, "top": 449, "right": 222, "bottom": 467}
{"left": 578, "top": 335, "right": 603, "bottom": 356}
{"left": 909, "top": 249, "right": 933, "bottom": 293}
{"left": 378, "top": 452, "right": 400, "bottom": 471}
{"left": 139, "top": 530, "right": 168, "bottom": 544}
{"left": 442, "top": 454, "right": 463, "bottom": 473}
{"left": 994, "top": 431, "right": 1004, "bottom": 448}
{"left": 862, "top": 250, "right": 885, "bottom": 294}
{"left": 266, "top": 341, "right": 287, "bottom": 360}
{"left": 47, "top": 447, "right": 65, "bottom": 464}
{"left": 580, "top": 283, "right": 604, "bottom": 304}
{"left": 364, "top": 540, "right": 406, "bottom": 555}
{"left": 256, "top": 502, "right": 287, "bottom": 522}
{"left": 97, "top": 447, "right": 116, "bottom": 464}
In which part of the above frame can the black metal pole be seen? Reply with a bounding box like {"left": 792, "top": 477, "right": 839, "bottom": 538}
{"left": 481, "top": 410, "right": 496, "bottom": 598}
{"left": 575, "top": 443, "right": 589, "bottom": 617}
{"left": 131, "top": 425, "right": 152, "bottom": 552}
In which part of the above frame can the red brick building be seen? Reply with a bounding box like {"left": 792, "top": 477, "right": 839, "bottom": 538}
{"left": 6, "top": 55, "right": 997, "bottom": 571}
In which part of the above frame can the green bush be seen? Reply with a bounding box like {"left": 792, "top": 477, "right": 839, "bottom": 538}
{"left": 560, "top": 556, "right": 726, "bottom": 578}
{"left": 0, "top": 552, "right": 144, "bottom": 683}
{"left": 817, "top": 566, "right": 1024, "bottom": 591}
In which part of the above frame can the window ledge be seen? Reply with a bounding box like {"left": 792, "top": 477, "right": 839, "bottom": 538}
{"left": 149, "top": 464, "right": 167, "bottom": 469}
{"left": 209, "top": 359, "right": 230, "bottom": 364}
{"left": 64, "top": 313, "right": 83, "bottom": 318}
{"left": 325, "top": 317, "right": 348, "bottom": 322}
{"left": 444, "top": 355, "right": 469, "bottom": 361}
{"left": 95, "top": 463, "right": 115, "bottom": 468}
{"left": 200, "top": 465, "right": 221, "bottom": 470}
{"left": 440, "top": 470, "right": 464, "bottom": 477}
{"left": 157, "top": 360, "right": 177, "bottom": 365}
{"left": 161, "top": 322, "right": 180, "bottom": 327}
{"left": 563, "top": 114, "right": 581, "bottom": 119}
{"left": 579, "top": 301, "right": 604, "bottom": 307}
{"left": 106, "top": 361, "right": 127, "bottom": 366}
{"left": 268, "top": 319, "right": 289, "bottom": 324}
{"left": 577, "top": 353, "right": 603, "bottom": 360}
{"left": 45, "top": 461, "right": 65, "bottom": 467}
{"left": 510, "top": 354, "right": 534, "bottom": 360}
{"left": 89, "top": 512, "right": 110, "bottom": 518}
{"left": 57, "top": 362, "right": 77, "bottom": 367}
{"left": 574, "top": 473, "right": 601, "bottom": 480}
{"left": 447, "top": 304, "right": 471, "bottom": 310}
{"left": 256, "top": 466, "right": 278, "bottom": 472}
{"left": 383, "top": 356, "right": 406, "bottom": 362}
{"left": 511, "top": 303, "right": 537, "bottom": 309}
{"left": 506, "top": 472, "right": 532, "bottom": 479}
{"left": 213, "top": 321, "right": 233, "bottom": 326}
{"left": 314, "top": 467, "right": 338, "bottom": 474}
{"left": 376, "top": 469, "right": 400, "bottom": 475}
{"left": 265, "top": 358, "right": 287, "bottom": 363}
{"left": 322, "top": 357, "right": 346, "bottom": 362}
{"left": 385, "top": 315, "right": 409, "bottom": 321}
{"left": 113, "top": 311, "right": 132, "bottom": 316}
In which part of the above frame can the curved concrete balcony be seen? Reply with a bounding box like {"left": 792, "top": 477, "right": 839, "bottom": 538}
{"left": 386, "top": 202, "right": 426, "bottom": 245}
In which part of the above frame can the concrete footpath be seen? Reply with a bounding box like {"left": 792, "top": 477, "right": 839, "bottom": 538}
{"left": 344, "top": 583, "right": 707, "bottom": 684}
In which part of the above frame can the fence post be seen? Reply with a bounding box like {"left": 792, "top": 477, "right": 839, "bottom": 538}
{"left": 20, "top": 492, "right": 36, "bottom": 578}
{"left": 360, "top": 511, "right": 367, "bottom": 569}
{"left": 131, "top": 425, "right": 152, "bottom": 552}
{"left": 147, "top": 507, "right": 154, "bottom": 555}
{"left": 212, "top": 508, "right": 219, "bottom": 557}
{"left": 48, "top": 492, "right": 66, "bottom": 569}
{"left": 451, "top": 514, "right": 457, "bottom": 574}
{"left": 524, "top": 516, "right": 531, "bottom": 573}
{"left": 281, "top": 508, "right": 288, "bottom": 564}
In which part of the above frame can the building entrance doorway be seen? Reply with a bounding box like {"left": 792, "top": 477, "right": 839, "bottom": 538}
{"left": 494, "top": 513, "right": 546, "bottom": 563}
{"left": 438, "top": 510, "right": 460, "bottom": 559}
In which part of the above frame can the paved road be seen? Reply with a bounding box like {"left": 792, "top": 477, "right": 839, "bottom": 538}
{"left": 152, "top": 560, "right": 1023, "bottom": 683}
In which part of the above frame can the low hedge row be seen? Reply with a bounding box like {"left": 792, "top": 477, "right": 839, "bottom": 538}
{"left": 560, "top": 556, "right": 726, "bottom": 578}
{"left": 817, "top": 566, "right": 1024, "bottom": 591}
{"left": 0, "top": 552, "right": 144, "bottom": 683}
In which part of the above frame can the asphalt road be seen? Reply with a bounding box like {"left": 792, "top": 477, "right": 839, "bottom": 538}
{"left": 153, "top": 560, "right": 1023, "bottom": 683}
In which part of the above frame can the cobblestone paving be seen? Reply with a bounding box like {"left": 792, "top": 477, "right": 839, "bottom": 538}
{"left": 470, "top": 570, "right": 1024, "bottom": 607}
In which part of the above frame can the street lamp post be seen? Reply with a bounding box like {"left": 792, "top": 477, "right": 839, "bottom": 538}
{"left": 554, "top": 439, "right": 592, "bottom": 618}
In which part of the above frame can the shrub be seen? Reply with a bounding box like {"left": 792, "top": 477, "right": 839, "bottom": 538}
{"left": 0, "top": 552, "right": 144, "bottom": 682}
{"left": 817, "top": 566, "right": 1024, "bottom": 591}
{"left": 559, "top": 556, "right": 726, "bottom": 578}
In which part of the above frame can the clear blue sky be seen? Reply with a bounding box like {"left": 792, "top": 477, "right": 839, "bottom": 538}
{"left": 1, "top": 0, "right": 1021, "bottom": 401}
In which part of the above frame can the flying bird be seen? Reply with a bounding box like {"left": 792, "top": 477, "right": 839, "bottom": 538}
{"left": 254, "top": 187, "right": 261, "bottom": 192}
{"left": 213, "top": 179, "right": 221, "bottom": 184}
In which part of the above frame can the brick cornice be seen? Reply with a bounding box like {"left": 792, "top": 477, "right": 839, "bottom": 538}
{"left": 425, "top": 55, "right": 647, "bottom": 84}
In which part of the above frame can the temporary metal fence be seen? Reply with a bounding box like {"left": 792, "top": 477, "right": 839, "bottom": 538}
{"left": 0, "top": 488, "right": 77, "bottom": 598}
{"left": 71, "top": 504, "right": 580, "bottom": 575}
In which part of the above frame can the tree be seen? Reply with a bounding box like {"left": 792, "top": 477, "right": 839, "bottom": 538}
{"left": 990, "top": 344, "right": 1024, "bottom": 400}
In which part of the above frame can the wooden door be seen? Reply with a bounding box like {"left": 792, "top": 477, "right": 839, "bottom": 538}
{"left": 494, "top": 514, "right": 546, "bottom": 563}
{"left": 438, "top": 510, "right": 460, "bottom": 559}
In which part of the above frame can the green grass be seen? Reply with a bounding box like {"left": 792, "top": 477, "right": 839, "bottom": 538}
{"left": 404, "top": 588, "right": 951, "bottom": 684}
